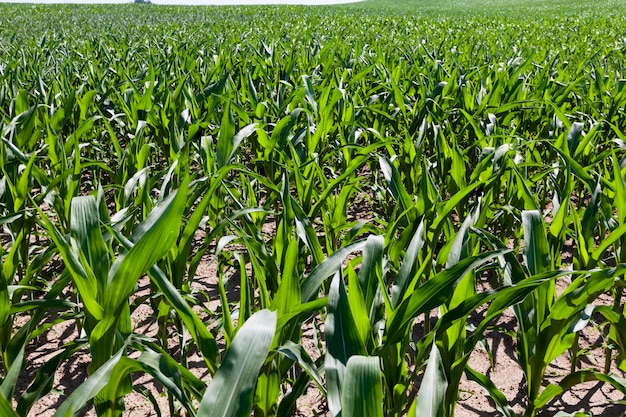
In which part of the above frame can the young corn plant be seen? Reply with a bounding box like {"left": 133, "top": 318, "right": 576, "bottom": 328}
{"left": 36, "top": 176, "right": 220, "bottom": 415}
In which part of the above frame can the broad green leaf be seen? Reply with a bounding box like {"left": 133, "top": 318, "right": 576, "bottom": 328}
{"left": 465, "top": 366, "right": 516, "bottom": 417}
{"left": 379, "top": 155, "right": 414, "bottom": 215}
{"left": 108, "top": 227, "right": 219, "bottom": 372}
{"left": 540, "top": 267, "right": 624, "bottom": 365}
{"left": 589, "top": 222, "right": 626, "bottom": 268}
{"left": 17, "top": 342, "right": 87, "bottom": 416}
{"left": 534, "top": 371, "right": 626, "bottom": 409}
{"left": 347, "top": 266, "right": 371, "bottom": 346}
{"left": 341, "top": 356, "right": 383, "bottom": 417}
{"left": 522, "top": 210, "right": 554, "bottom": 333}
{"left": 0, "top": 259, "right": 9, "bottom": 327}
{"left": 272, "top": 237, "right": 302, "bottom": 316}
{"left": 197, "top": 309, "right": 277, "bottom": 417}
{"left": 566, "top": 122, "right": 585, "bottom": 156}
{"left": 391, "top": 218, "right": 426, "bottom": 308}
{"left": 291, "top": 195, "right": 325, "bottom": 266}
{"left": 0, "top": 336, "right": 25, "bottom": 400}
{"left": 522, "top": 210, "right": 551, "bottom": 276}
{"left": 301, "top": 239, "right": 368, "bottom": 303}
{"left": 228, "top": 122, "right": 258, "bottom": 164}
{"left": 386, "top": 250, "right": 506, "bottom": 345}
{"left": 0, "top": 392, "right": 19, "bottom": 417}
{"left": 357, "top": 234, "right": 384, "bottom": 312}
{"left": 100, "top": 177, "right": 188, "bottom": 325}
{"left": 413, "top": 343, "right": 447, "bottom": 417}
{"left": 325, "top": 272, "right": 366, "bottom": 417}
{"left": 278, "top": 342, "right": 325, "bottom": 393}
{"left": 36, "top": 208, "right": 103, "bottom": 320}
{"left": 14, "top": 152, "right": 36, "bottom": 211}
{"left": 216, "top": 101, "right": 236, "bottom": 168}
{"left": 103, "top": 347, "right": 202, "bottom": 417}
{"left": 53, "top": 346, "right": 125, "bottom": 417}
{"left": 70, "top": 196, "right": 110, "bottom": 298}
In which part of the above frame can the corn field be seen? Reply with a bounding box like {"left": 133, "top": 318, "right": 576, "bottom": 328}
{"left": 1, "top": 1, "right": 626, "bottom": 416}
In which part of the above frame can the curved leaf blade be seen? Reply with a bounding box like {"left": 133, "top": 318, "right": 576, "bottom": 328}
{"left": 197, "top": 309, "right": 277, "bottom": 417}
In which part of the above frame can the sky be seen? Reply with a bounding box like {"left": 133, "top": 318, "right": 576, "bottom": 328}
{"left": 0, "top": 0, "right": 363, "bottom": 4}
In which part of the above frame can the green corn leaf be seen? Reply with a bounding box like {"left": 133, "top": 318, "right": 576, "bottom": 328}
{"left": 70, "top": 196, "right": 110, "bottom": 297}
{"left": 53, "top": 346, "right": 125, "bottom": 417}
{"left": 325, "top": 272, "right": 366, "bottom": 417}
{"left": 549, "top": 188, "right": 570, "bottom": 240}
{"left": 197, "top": 309, "right": 277, "bottom": 417}
{"left": 276, "top": 297, "right": 327, "bottom": 331}
{"left": 228, "top": 122, "right": 258, "bottom": 164}
{"left": 218, "top": 269, "right": 235, "bottom": 348}
{"left": 465, "top": 366, "right": 516, "bottom": 417}
{"left": 0, "top": 260, "right": 9, "bottom": 327}
{"left": 439, "top": 213, "right": 480, "bottom": 409}
{"left": 550, "top": 145, "right": 596, "bottom": 192}
{"left": 613, "top": 151, "right": 626, "bottom": 224}
{"left": 566, "top": 122, "right": 585, "bottom": 156}
{"left": 391, "top": 218, "right": 426, "bottom": 308}
{"left": 132, "top": 347, "right": 204, "bottom": 405}
{"left": 36, "top": 206, "right": 104, "bottom": 320}
{"left": 534, "top": 371, "right": 626, "bottom": 410}
{"left": 347, "top": 266, "right": 371, "bottom": 346}
{"left": 88, "top": 178, "right": 189, "bottom": 376}
{"left": 357, "top": 234, "right": 384, "bottom": 312}
{"left": 9, "top": 298, "right": 76, "bottom": 315}
{"left": 290, "top": 195, "right": 325, "bottom": 266}
{"left": 509, "top": 165, "right": 540, "bottom": 211}
{"left": 379, "top": 154, "right": 414, "bottom": 215}
{"left": 589, "top": 223, "right": 626, "bottom": 268}
{"left": 522, "top": 209, "right": 555, "bottom": 356}
{"left": 540, "top": 267, "right": 624, "bottom": 365}
{"left": 0, "top": 335, "right": 25, "bottom": 401}
{"left": 308, "top": 154, "right": 372, "bottom": 219}
{"left": 571, "top": 207, "right": 590, "bottom": 267}
{"left": 302, "top": 75, "right": 318, "bottom": 113}
{"left": 301, "top": 239, "right": 368, "bottom": 303}
{"left": 341, "top": 356, "right": 383, "bottom": 417}
{"left": 278, "top": 341, "right": 325, "bottom": 393}
{"left": 596, "top": 306, "right": 626, "bottom": 371}
{"left": 216, "top": 101, "right": 236, "bottom": 168}
{"left": 580, "top": 182, "right": 602, "bottom": 246}
{"left": 100, "top": 177, "right": 188, "bottom": 324}
{"left": 386, "top": 250, "right": 506, "bottom": 345}
{"left": 429, "top": 179, "right": 489, "bottom": 239}
{"left": 1, "top": 230, "right": 22, "bottom": 295}
{"left": 14, "top": 152, "right": 36, "bottom": 211}
{"left": 413, "top": 342, "right": 447, "bottom": 417}
{"left": 158, "top": 289, "right": 201, "bottom": 353}
{"left": 445, "top": 213, "right": 479, "bottom": 312}
{"left": 276, "top": 372, "right": 314, "bottom": 417}
{"left": 103, "top": 346, "right": 202, "bottom": 417}
{"left": 0, "top": 392, "right": 19, "bottom": 417}
{"left": 433, "top": 271, "right": 573, "bottom": 348}
{"left": 108, "top": 228, "right": 219, "bottom": 372}
{"left": 17, "top": 341, "right": 87, "bottom": 416}
{"left": 272, "top": 237, "right": 301, "bottom": 316}
{"left": 170, "top": 167, "right": 232, "bottom": 287}
{"left": 522, "top": 210, "right": 551, "bottom": 276}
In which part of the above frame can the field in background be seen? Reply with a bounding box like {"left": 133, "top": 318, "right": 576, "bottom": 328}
{"left": 1, "top": 0, "right": 626, "bottom": 416}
